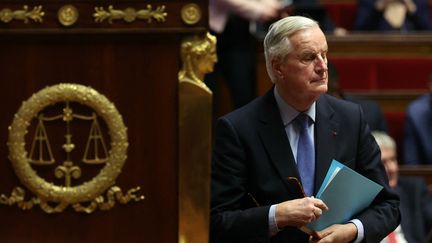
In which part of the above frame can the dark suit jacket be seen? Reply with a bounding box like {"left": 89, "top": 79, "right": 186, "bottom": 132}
{"left": 210, "top": 89, "right": 400, "bottom": 243}
{"left": 403, "top": 94, "right": 432, "bottom": 164}
{"left": 398, "top": 176, "right": 432, "bottom": 243}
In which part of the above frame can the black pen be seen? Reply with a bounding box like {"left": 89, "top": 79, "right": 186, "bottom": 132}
{"left": 247, "top": 192, "right": 260, "bottom": 206}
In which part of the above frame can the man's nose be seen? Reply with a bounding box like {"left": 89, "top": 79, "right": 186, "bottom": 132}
{"left": 315, "top": 57, "right": 328, "bottom": 73}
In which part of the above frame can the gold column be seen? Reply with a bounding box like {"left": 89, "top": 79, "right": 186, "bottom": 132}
{"left": 178, "top": 33, "right": 217, "bottom": 243}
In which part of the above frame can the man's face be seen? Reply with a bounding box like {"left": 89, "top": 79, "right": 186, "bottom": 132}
{"left": 380, "top": 146, "right": 398, "bottom": 188}
{"left": 274, "top": 26, "right": 328, "bottom": 106}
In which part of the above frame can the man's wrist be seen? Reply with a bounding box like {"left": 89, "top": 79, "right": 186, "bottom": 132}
{"left": 349, "top": 219, "right": 364, "bottom": 243}
{"left": 348, "top": 222, "right": 358, "bottom": 242}
{"left": 269, "top": 204, "right": 281, "bottom": 236}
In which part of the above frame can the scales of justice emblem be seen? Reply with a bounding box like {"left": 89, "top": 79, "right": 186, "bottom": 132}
{"left": 0, "top": 83, "right": 144, "bottom": 213}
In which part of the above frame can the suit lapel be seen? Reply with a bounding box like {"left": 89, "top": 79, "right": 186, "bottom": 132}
{"left": 315, "top": 95, "right": 340, "bottom": 194}
{"left": 257, "top": 89, "right": 302, "bottom": 194}
{"left": 256, "top": 92, "right": 341, "bottom": 197}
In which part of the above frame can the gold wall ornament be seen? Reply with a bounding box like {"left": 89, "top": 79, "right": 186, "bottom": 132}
{"left": 57, "top": 4, "right": 79, "bottom": 27}
{"left": 181, "top": 3, "right": 201, "bottom": 25}
{"left": 1, "top": 83, "right": 144, "bottom": 213}
{"left": 93, "top": 4, "right": 167, "bottom": 24}
{"left": 0, "top": 5, "right": 44, "bottom": 23}
{"left": 178, "top": 32, "right": 217, "bottom": 243}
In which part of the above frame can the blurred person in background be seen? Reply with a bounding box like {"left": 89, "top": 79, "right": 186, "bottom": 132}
{"left": 206, "top": 0, "right": 283, "bottom": 114}
{"left": 372, "top": 131, "right": 432, "bottom": 243}
{"left": 354, "top": 0, "right": 432, "bottom": 31}
{"left": 403, "top": 80, "right": 432, "bottom": 164}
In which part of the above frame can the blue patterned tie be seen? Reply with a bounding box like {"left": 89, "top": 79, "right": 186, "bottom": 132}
{"left": 295, "top": 113, "right": 315, "bottom": 196}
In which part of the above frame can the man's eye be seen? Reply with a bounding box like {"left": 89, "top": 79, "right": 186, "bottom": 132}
{"left": 301, "top": 55, "right": 315, "bottom": 63}
{"left": 321, "top": 53, "right": 327, "bottom": 60}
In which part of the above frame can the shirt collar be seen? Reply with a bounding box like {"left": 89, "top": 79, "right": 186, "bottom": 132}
{"left": 274, "top": 86, "right": 316, "bottom": 126}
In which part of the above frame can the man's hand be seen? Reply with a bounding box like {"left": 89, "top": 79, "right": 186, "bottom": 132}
{"left": 256, "top": 0, "right": 283, "bottom": 22}
{"left": 375, "top": 0, "right": 392, "bottom": 11}
{"left": 402, "top": 0, "right": 417, "bottom": 13}
{"left": 275, "top": 197, "right": 328, "bottom": 228}
{"left": 309, "top": 223, "right": 357, "bottom": 243}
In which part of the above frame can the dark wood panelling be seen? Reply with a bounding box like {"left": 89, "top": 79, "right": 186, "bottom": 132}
{"left": 0, "top": 0, "right": 209, "bottom": 242}
{"left": 0, "top": 32, "right": 178, "bottom": 243}
{"left": 399, "top": 165, "right": 432, "bottom": 189}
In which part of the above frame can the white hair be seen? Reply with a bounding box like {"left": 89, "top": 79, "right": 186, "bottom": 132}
{"left": 371, "top": 131, "right": 396, "bottom": 151}
{"left": 263, "top": 16, "right": 319, "bottom": 83}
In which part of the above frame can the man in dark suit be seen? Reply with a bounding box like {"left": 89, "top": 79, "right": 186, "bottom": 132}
{"left": 210, "top": 16, "right": 400, "bottom": 243}
{"left": 403, "top": 82, "right": 432, "bottom": 165}
{"left": 372, "top": 131, "right": 432, "bottom": 243}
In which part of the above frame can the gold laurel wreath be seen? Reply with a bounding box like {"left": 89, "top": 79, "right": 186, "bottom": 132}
{"left": 7, "top": 83, "right": 129, "bottom": 204}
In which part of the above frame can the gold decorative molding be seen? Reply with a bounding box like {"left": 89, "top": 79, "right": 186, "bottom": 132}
{"left": 0, "top": 5, "right": 44, "bottom": 23}
{"left": 181, "top": 3, "right": 201, "bottom": 25}
{"left": 93, "top": 5, "right": 167, "bottom": 24}
{"left": 1, "top": 83, "right": 144, "bottom": 213}
{"left": 57, "top": 4, "right": 79, "bottom": 27}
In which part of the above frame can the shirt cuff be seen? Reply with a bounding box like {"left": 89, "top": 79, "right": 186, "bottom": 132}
{"left": 349, "top": 219, "right": 364, "bottom": 243}
{"left": 269, "top": 204, "right": 280, "bottom": 236}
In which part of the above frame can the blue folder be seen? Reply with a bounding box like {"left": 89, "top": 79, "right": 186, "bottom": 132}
{"left": 307, "top": 159, "right": 383, "bottom": 231}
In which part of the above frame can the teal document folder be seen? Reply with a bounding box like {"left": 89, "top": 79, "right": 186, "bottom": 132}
{"left": 307, "top": 159, "right": 383, "bottom": 232}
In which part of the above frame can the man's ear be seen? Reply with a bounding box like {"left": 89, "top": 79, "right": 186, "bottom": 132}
{"left": 271, "top": 58, "right": 284, "bottom": 80}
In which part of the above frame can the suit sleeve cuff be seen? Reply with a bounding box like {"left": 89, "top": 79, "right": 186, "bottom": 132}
{"left": 269, "top": 204, "right": 280, "bottom": 236}
{"left": 349, "top": 219, "right": 364, "bottom": 243}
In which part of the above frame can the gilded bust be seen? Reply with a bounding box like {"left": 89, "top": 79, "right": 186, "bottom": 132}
{"left": 178, "top": 32, "right": 217, "bottom": 93}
